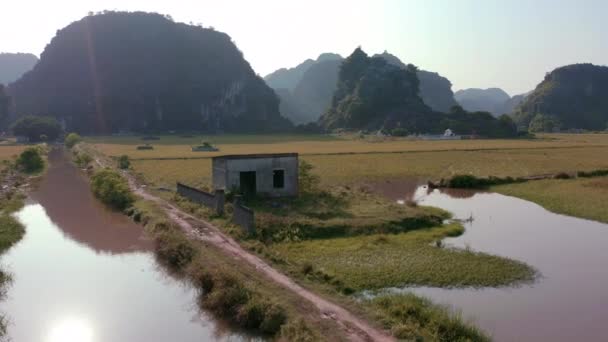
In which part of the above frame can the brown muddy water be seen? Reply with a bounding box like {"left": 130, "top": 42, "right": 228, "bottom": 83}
{"left": 0, "top": 149, "right": 257, "bottom": 342}
{"left": 377, "top": 182, "right": 608, "bottom": 341}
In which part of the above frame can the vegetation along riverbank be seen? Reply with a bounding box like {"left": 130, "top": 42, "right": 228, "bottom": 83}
{"left": 0, "top": 145, "right": 47, "bottom": 337}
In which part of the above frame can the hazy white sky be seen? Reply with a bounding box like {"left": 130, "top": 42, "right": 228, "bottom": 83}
{"left": 2, "top": 0, "right": 607, "bottom": 95}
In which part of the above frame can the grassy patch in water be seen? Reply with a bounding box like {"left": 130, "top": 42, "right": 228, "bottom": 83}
{"left": 269, "top": 224, "right": 535, "bottom": 291}
{"left": 495, "top": 176, "right": 608, "bottom": 223}
{"left": 247, "top": 187, "right": 448, "bottom": 243}
{"left": 366, "top": 293, "right": 489, "bottom": 341}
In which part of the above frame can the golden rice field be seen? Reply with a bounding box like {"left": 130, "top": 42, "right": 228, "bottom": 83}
{"left": 0, "top": 145, "right": 25, "bottom": 163}
{"left": 131, "top": 144, "right": 608, "bottom": 189}
{"left": 92, "top": 133, "right": 608, "bottom": 160}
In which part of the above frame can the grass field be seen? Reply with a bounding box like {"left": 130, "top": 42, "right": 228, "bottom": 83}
{"left": 495, "top": 177, "right": 608, "bottom": 223}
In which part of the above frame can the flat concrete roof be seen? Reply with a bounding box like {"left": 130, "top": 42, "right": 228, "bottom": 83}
{"left": 212, "top": 153, "right": 298, "bottom": 161}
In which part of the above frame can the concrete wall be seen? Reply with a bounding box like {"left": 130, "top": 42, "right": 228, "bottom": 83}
{"left": 176, "top": 182, "right": 224, "bottom": 215}
{"left": 233, "top": 196, "right": 255, "bottom": 234}
{"left": 212, "top": 155, "right": 298, "bottom": 197}
{"left": 212, "top": 158, "right": 227, "bottom": 191}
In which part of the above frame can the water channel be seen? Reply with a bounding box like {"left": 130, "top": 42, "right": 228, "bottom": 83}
{"left": 0, "top": 149, "right": 254, "bottom": 342}
{"left": 383, "top": 183, "right": 608, "bottom": 341}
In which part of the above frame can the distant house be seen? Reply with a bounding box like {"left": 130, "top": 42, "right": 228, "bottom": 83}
{"left": 444, "top": 128, "right": 455, "bottom": 137}
{"left": 212, "top": 153, "right": 299, "bottom": 197}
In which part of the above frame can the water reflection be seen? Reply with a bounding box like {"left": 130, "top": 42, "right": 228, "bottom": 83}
{"left": 385, "top": 183, "right": 608, "bottom": 342}
{"left": 47, "top": 316, "right": 94, "bottom": 342}
{"left": 29, "top": 148, "right": 152, "bottom": 254}
{"left": 0, "top": 149, "right": 257, "bottom": 341}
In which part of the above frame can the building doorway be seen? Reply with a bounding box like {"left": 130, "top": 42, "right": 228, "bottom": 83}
{"left": 239, "top": 171, "right": 256, "bottom": 197}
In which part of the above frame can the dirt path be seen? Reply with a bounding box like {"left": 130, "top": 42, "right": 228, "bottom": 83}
{"left": 130, "top": 181, "right": 394, "bottom": 342}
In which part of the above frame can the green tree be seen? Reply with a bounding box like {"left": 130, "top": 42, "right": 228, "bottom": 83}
{"left": 0, "top": 84, "right": 9, "bottom": 130}
{"left": 529, "top": 114, "right": 561, "bottom": 132}
{"left": 65, "top": 132, "right": 82, "bottom": 148}
{"left": 12, "top": 116, "right": 62, "bottom": 142}
{"left": 117, "top": 155, "right": 130, "bottom": 169}
{"left": 298, "top": 160, "right": 320, "bottom": 193}
{"left": 16, "top": 147, "right": 44, "bottom": 173}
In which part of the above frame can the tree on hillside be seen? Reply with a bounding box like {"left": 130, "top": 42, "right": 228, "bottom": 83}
{"left": 0, "top": 84, "right": 9, "bottom": 130}
{"left": 12, "top": 115, "right": 62, "bottom": 142}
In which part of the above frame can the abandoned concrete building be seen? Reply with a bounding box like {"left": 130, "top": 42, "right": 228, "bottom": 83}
{"left": 212, "top": 153, "right": 299, "bottom": 197}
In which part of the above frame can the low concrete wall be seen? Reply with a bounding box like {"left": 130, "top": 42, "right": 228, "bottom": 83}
{"left": 176, "top": 182, "right": 224, "bottom": 215}
{"left": 233, "top": 196, "right": 255, "bottom": 234}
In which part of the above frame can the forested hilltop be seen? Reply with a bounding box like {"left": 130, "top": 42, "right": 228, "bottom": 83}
{"left": 319, "top": 48, "right": 517, "bottom": 137}
{"left": 514, "top": 63, "right": 608, "bottom": 132}
{"left": 0, "top": 53, "right": 38, "bottom": 85}
{"left": 9, "top": 11, "right": 291, "bottom": 134}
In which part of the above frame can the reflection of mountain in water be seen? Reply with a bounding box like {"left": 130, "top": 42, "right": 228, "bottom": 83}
{"left": 431, "top": 187, "right": 480, "bottom": 199}
{"left": 30, "top": 148, "right": 152, "bottom": 254}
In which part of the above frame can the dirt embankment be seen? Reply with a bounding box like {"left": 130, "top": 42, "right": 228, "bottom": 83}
{"left": 131, "top": 181, "right": 394, "bottom": 342}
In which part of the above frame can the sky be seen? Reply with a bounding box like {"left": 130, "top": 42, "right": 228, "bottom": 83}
{"left": 1, "top": 0, "right": 607, "bottom": 95}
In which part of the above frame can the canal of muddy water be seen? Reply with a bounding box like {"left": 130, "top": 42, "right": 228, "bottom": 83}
{"left": 378, "top": 180, "right": 608, "bottom": 341}
{"left": 0, "top": 149, "right": 256, "bottom": 341}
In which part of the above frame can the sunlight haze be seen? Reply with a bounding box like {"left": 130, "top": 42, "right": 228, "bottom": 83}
{"left": 2, "top": 0, "right": 607, "bottom": 94}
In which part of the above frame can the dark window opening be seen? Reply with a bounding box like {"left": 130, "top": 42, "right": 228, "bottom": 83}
{"left": 273, "top": 169, "right": 285, "bottom": 189}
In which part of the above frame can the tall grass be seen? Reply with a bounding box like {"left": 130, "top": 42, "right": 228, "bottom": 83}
{"left": 367, "top": 293, "right": 490, "bottom": 341}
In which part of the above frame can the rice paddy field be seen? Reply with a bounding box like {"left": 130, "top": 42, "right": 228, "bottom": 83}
{"left": 112, "top": 134, "right": 608, "bottom": 189}
{"left": 496, "top": 176, "right": 608, "bottom": 224}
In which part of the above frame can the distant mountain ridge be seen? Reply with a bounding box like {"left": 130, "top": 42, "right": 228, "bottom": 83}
{"left": 454, "top": 88, "right": 530, "bottom": 117}
{"left": 265, "top": 51, "right": 458, "bottom": 124}
{"left": 9, "top": 12, "right": 291, "bottom": 133}
{"left": 514, "top": 63, "right": 608, "bottom": 131}
{"left": 0, "top": 53, "right": 38, "bottom": 85}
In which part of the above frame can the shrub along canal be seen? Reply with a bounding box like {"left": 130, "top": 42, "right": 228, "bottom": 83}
{"left": 0, "top": 149, "right": 254, "bottom": 341}
{"left": 383, "top": 184, "right": 608, "bottom": 341}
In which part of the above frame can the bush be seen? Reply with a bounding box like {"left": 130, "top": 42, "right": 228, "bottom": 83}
{"left": 391, "top": 127, "right": 409, "bottom": 137}
{"left": 259, "top": 302, "right": 287, "bottom": 334}
{"left": 11, "top": 115, "right": 62, "bottom": 142}
{"left": 65, "top": 133, "right": 82, "bottom": 148}
{"left": 16, "top": 147, "right": 44, "bottom": 173}
{"left": 202, "top": 272, "right": 250, "bottom": 316}
{"left": 155, "top": 232, "right": 198, "bottom": 270}
{"left": 73, "top": 152, "right": 93, "bottom": 168}
{"left": 553, "top": 172, "right": 571, "bottom": 180}
{"left": 577, "top": 169, "right": 608, "bottom": 178}
{"left": 117, "top": 155, "right": 130, "bottom": 169}
{"left": 90, "top": 169, "right": 134, "bottom": 210}
{"left": 298, "top": 160, "right": 320, "bottom": 193}
{"left": 279, "top": 319, "right": 318, "bottom": 342}
{"left": 447, "top": 174, "right": 526, "bottom": 189}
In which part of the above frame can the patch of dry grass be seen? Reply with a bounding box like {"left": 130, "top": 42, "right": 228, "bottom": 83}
{"left": 495, "top": 176, "right": 608, "bottom": 223}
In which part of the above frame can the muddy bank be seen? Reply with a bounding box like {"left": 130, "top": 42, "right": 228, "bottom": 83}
{"left": 0, "top": 148, "right": 254, "bottom": 341}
